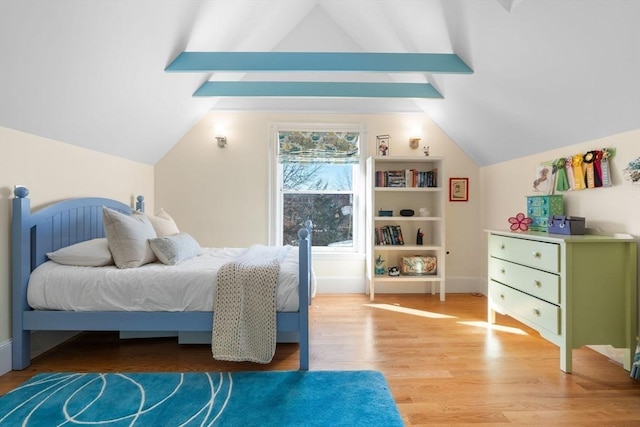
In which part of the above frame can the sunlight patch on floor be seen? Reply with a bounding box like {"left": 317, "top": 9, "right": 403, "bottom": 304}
{"left": 458, "top": 320, "right": 528, "bottom": 335}
{"left": 364, "top": 303, "right": 457, "bottom": 319}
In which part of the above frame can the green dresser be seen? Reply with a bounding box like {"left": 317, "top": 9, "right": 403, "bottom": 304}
{"left": 487, "top": 230, "right": 637, "bottom": 373}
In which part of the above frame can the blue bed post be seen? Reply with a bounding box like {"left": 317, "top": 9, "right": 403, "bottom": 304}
{"left": 11, "top": 186, "right": 32, "bottom": 370}
{"left": 297, "top": 220, "right": 313, "bottom": 371}
{"left": 136, "top": 195, "right": 145, "bottom": 212}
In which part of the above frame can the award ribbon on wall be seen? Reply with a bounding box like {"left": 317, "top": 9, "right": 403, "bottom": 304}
{"left": 546, "top": 147, "right": 614, "bottom": 192}
{"left": 583, "top": 151, "right": 596, "bottom": 188}
{"left": 565, "top": 157, "right": 575, "bottom": 190}
{"left": 554, "top": 158, "right": 569, "bottom": 192}
{"left": 572, "top": 154, "right": 586, "bottom": 190}
{"left": 600, "top": 148, "right": 612, "bottom": 187}
{"left": 593, "top": 150, "right": 603, "bottom": 187}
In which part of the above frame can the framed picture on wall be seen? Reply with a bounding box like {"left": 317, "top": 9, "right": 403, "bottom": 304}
{"left": 376, "top": 135, "right": 390, "bottom": 156}
{"left": 449, "top": 177, "right": 469, "bottom": 202}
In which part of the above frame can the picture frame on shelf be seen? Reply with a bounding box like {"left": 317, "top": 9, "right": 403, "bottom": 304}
{"left": 449, "top": 177, "right": 469, "bottom": 202}
{"left": 376, "top": 135, "right": 391, "bottom": 156}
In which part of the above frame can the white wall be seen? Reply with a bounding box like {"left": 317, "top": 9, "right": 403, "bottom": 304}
{"left": 155, "top": 111, "right": 482, "bottom": 294}
{"left": 0, "top": 126, "right": 154, "bottom": 373}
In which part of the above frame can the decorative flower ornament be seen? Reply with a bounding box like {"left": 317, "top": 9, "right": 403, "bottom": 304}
{"left": 508, "top": 212, "right": 533, "bottom": 232}
{"left": 623, "top": 156, "right": 640, "bottom": 184}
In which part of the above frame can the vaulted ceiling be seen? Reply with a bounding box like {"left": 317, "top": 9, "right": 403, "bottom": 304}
{"left": 1, "top": 0, "right": 638, "bottom": 166}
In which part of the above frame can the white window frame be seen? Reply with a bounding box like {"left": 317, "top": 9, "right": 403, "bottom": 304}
{"left": 269, "top": 122, "right": 367, "bottom": 257}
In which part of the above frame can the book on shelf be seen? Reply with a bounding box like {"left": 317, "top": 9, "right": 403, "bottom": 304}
{"left": 374, "top": 225, "right": 405, "bottom": 245}
{"left": 375, "top": 168, "right": 438, "bottom": 188}
{"left": 387, "top": 170, "right": 406, "bottom": 187}
{"left": 393, "top": 225, "right": 404, "bottom": 245}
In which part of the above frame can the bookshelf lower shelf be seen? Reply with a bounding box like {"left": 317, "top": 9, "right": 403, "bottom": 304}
{"left": 374, "top": 245, "right": 441, "bottom": 251}
{"left": 370, "top": 275, "right": 444, "bottom": 298}
{"left": 372, "top": 275, "right": 442, "bottom": 282}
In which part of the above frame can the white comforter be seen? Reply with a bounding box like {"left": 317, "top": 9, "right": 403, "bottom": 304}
{"left": 27, "top": 247, "right": 303, "bottom": 313}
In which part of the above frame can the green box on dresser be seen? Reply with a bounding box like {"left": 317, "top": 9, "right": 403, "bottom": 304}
{"left": 526, "top": 195, "right": 563, "bottom": 231}
{"left": 486, "top": 229, "right": 637, "bottom": 373}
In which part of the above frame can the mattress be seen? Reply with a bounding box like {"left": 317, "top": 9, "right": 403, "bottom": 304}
{"left": 27, "top": 246, "right": 304, "bottom": 313}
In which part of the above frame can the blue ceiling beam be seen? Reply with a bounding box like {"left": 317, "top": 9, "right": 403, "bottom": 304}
{"left": 193, "top": 81, "right": 443, "bottom": 98}
{"left": 166, "top": 52, "right": 472, "bottom": 74}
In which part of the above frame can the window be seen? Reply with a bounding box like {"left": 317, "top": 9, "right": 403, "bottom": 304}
{"left": 271, "top": 125, "right": 364, "bottom": 254}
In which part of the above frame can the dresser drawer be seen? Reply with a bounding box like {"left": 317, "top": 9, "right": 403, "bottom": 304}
{"left": 488, "top": 234, "right": 559, "bottom": 273}
{"left": 489, "top": 281, "right": 560, "bottom": 335}
{"left": 489, "top": 258, "right": 560, "bottom": 304}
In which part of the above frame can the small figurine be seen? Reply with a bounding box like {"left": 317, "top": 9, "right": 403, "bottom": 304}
{"left": 375, "top": 255, "right": 385, "bottom": 275}
{"left": 423, "top": 146, "right": 430, "bottom": 156}
{"left": 416, "top": 228, "right": 424, "bottom": 245}
{"left": 388, "top": 266, "right": 400, "bottom": 277}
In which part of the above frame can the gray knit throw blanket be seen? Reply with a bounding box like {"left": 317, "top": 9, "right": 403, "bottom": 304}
{"left": 212, "top": 245, "right": 287, "bottom": 363}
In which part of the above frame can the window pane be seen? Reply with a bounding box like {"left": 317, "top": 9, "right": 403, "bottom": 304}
{"left": 283, "top": 193, "right": 353, "bottom": 247}
{"left": 282, "top": 163, "right": 352, "bottom": 191}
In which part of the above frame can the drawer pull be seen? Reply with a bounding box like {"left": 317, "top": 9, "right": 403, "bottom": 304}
{"left": 500, "top": 244, "right": 505, "bottom": 250}
{"left": 534, "top": 280, "right": 542, "bottom": 288}
{"left": 533, "top": 252, "right": 541, "bottom": 258}
{"left": 500, "top": 294, "right": 505, "bottom": 299}
{"left": 532, "top": 308, "right": 541, "bottom": 316}
{"left": 500, "top": 268, "right": 506, "bottom": 274}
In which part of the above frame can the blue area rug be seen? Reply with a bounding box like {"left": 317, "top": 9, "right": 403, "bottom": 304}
{"left": 0, "top": 370, "right": 403, "bottom": 426}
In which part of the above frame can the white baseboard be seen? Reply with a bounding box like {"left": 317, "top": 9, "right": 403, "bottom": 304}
{"left": 0, "top": 331, "right": 80, "bottom": 374}
{"left": 478, "top": 277, "right": 488, "bottom": 295}
{"left": 0, "top": 339, "right": 11, "bottom": 376}
{"left": 588, "top": 345, "right": 625, "bottom": 366}
{"left": 316, "top": 276, "right": 366, "bottom": 293}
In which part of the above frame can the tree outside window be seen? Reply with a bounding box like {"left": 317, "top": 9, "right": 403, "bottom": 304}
{"left": 275, "top": 129, "right": 361, "bottom": 252}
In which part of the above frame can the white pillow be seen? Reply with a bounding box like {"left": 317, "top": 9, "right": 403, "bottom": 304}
{"left": 103, "top": 207, "right": 157, "bottom": 269}
{"left": 147, "top": 208, "right": 180, "bottom": 237}
{"left": 149, "top": 232, "right": 202, "bottom": 265}
{"left": 46, "top": 238, "right": 114, "bottom": 267}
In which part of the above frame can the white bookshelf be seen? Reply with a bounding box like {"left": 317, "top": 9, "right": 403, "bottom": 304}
{"left": 366, "top": 156, "right": 446, "bottom": 301}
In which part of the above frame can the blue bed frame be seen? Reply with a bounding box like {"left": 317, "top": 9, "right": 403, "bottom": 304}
{"left": 11, "top": 187, "right": 312, "bottom": 371}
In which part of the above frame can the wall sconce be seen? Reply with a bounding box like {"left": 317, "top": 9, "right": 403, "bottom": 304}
{"left": 214, "top": 125, "right": 227, "bottom": 148}
{"left": 215, "top": 135, "right": 227, "bottom": 148}
{"left": 409, "top": 127, "right": 422, "bottom": 150}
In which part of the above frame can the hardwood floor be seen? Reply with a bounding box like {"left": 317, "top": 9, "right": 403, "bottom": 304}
{"left": 2, "top": 293, "right": 639, "bottom": 425}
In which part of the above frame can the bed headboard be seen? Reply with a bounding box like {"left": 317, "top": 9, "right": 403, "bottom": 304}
{"left": 11, "top": 187, "right": 140, "bottom": 313}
